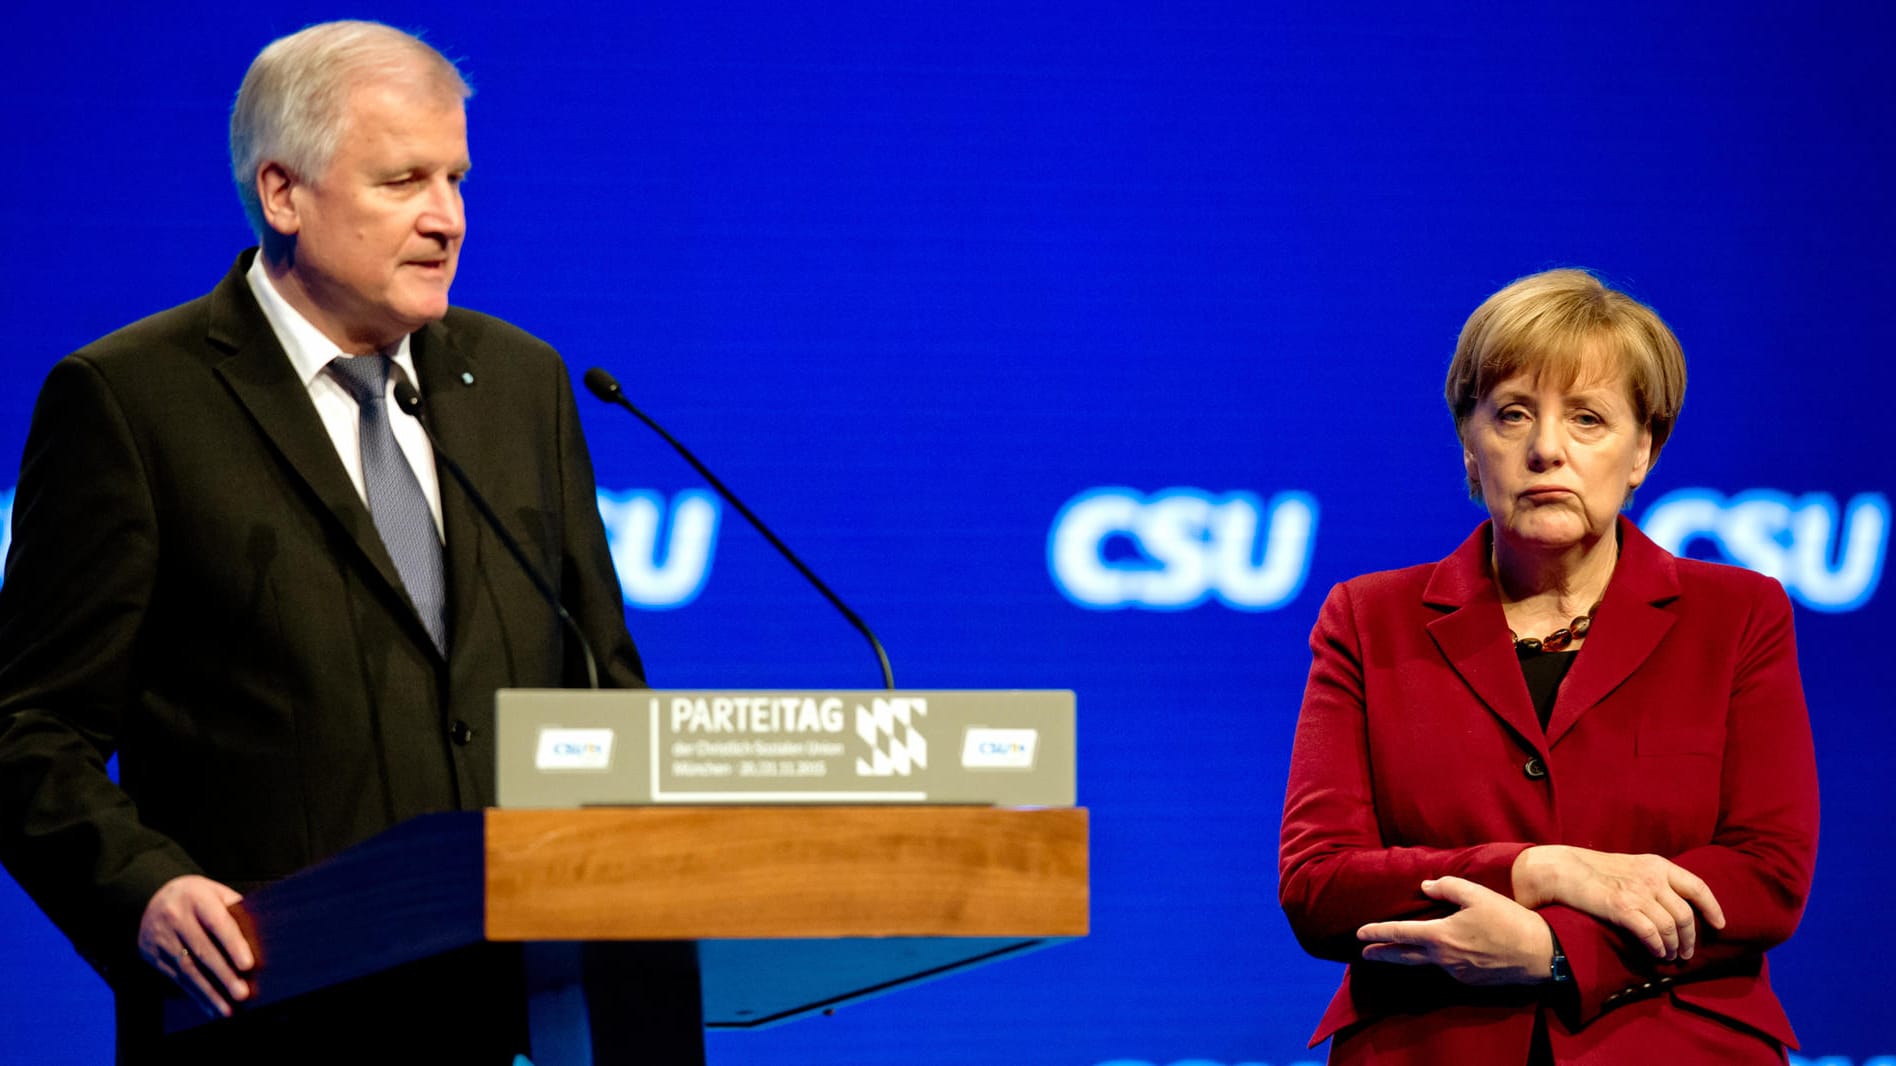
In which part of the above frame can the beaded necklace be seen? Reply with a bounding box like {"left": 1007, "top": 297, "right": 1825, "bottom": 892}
{"left": 1511, "top": 603, "right": 1599, "bottom": 653}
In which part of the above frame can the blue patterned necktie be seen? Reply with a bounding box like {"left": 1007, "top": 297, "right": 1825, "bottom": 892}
{"left": 329, "top": 355, "right": 448, "bottom": 654}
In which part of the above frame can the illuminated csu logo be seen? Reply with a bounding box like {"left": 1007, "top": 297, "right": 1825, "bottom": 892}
{"left": 1639, "top": 489, "right": 1888, "bottom": 612}
{"left": 595, "top": 489, "right": 720, "bottom": 609}
{"left": 1046, "top": 486, "right": 1890, "bottom": 613}
{"left": 1, "top": 484, "right": 1882, "bottom": 615}
{"left": 1048, "top": 487, "right": 1319, "bottom": 611}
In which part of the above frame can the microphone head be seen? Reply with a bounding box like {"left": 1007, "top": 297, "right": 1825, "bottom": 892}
{"left": 582, "top": 367, "right": 622, "bottom": 403}
{"left": 392, "top": 381, "right": 423, "bottom": 416}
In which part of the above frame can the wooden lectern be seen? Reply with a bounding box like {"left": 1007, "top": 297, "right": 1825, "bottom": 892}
{"left": 168, "top": 805, "right": 1087, "bottom": 1064}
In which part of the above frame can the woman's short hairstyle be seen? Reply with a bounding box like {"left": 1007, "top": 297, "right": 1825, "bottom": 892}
{"left": 230, "top": 21, "right": 472, "bottom": 236}
{"left": 1445, "top": 268, "right": 1687, "bottom": 497}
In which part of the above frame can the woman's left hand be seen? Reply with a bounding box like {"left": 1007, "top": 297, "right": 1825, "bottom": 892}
{"left": 1357, "top": 876, "right": 1555, "bottom": 986}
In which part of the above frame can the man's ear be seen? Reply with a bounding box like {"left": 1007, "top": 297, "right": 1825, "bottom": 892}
{"left": 256, "top": 162, "right": 301, "bottom": 237}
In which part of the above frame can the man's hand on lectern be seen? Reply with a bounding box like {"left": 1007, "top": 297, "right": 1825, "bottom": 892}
{"left": 137, "top": 874, "right": 255, "bottom": 1018}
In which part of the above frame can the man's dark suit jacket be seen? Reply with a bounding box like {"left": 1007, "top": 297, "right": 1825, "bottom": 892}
{"left": 1279, "top": 518, "right": 1818, "bottom": 1065}
{"left": 0, "top": 251, "right": 645, "bottom": 1055}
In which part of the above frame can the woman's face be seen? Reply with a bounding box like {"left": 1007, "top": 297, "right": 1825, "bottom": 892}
{"left": 1461, "top": 362, "right": 1653, "bottom": 555}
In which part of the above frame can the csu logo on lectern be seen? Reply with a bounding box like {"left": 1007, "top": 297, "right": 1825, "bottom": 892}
{"left": 1048, "top": 487, "right": 1318, "bottom": 611}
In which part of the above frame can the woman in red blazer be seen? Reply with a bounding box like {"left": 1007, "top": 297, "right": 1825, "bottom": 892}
{"left": 1279, "top": 269, "right": 1818, "bottom": 1065}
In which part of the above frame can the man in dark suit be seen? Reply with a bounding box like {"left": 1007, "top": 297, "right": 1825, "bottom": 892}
{"left": 0, "top": 20, "right": 642, "bottom": 1062}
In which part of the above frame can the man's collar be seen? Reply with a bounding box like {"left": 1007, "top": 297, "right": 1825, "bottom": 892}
{"left": 244, "top": 253, "right": 416, "bottom": 385}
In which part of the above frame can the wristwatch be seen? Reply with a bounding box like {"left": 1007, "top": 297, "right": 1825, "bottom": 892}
{"left": 1549, "top": 945, "right": 1573, "bottom": 983}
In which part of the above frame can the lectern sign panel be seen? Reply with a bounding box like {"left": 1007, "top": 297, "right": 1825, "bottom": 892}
{"left": 658, "top": 693, "right": 929, "bottom": 800}
{"left": 496, "top": 690, "right": 1077, "bottom": 809}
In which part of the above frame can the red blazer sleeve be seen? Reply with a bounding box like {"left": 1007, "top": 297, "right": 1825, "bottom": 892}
{"left": 1279, "top": 580, "right": 1530, "bottom": 961}
{"left": 1545, "top": 576, "right": 1817, "bottom": 1030}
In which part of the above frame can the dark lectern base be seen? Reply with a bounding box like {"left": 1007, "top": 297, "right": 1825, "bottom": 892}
{"left": 526, "top": 941, "right": 707, "bottom": 1066}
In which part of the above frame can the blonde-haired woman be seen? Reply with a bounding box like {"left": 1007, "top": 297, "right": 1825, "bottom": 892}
{"left": 1280, "top": 269, "right": 1817, "bottom": 1064}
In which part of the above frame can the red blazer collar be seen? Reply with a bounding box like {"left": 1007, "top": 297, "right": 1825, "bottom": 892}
{"left": 1420, "top": 515, "right": 1681, "bottom": 610}
{"left": 1421, "top": 516, "right": 1682, "bottom": 748}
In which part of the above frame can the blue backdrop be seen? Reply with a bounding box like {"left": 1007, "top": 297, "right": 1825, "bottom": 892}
{"left": 2, "top": 4, "right": 1889, "bottom": 1064}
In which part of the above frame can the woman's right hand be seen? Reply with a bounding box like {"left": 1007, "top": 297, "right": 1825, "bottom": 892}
{"left": 1512, "top": 845, "right": 1725, "bottom": 961}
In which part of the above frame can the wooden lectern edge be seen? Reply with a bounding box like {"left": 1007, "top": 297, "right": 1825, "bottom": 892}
{"left": 481, "top": 805, "right": 1089, "bottom": 942}
{"left": 169, "top": 805, "right": 1087, "bottom": 1036}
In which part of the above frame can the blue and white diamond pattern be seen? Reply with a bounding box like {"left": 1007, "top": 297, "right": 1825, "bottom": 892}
{"left": 854, "top": 697, "right": 928, "bottom": 776}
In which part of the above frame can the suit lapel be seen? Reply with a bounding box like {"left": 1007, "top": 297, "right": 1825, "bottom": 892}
{"left": 1423, "top": 525, "right": 1548, "bottom": 757}
{"left": 1544, "top": 518, "right": 1680, "bottom": 744}
{"left": 207, "top": 253, "right": 441, "bottom": 658}
{"left": 411, "top": 320, "right": 487, "bottom": 659}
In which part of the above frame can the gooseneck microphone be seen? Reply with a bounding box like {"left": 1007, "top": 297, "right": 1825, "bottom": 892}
{"left": 392, "top": 382, "right": 601, "bottom": 690}
{"left": 581, "top": 366, "right": 896, "bottom": 690}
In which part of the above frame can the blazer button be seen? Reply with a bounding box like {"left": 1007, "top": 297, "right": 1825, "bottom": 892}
{"left": 450, "top": 720, "right": 476, "bottom": 746}
{"left": 1523, "top": 756, "right": 1547, "bottom": 779}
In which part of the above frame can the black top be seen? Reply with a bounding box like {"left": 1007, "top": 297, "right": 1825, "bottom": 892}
{"left": 1517, "top": 648, "right": 1579, "bottom": 730}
